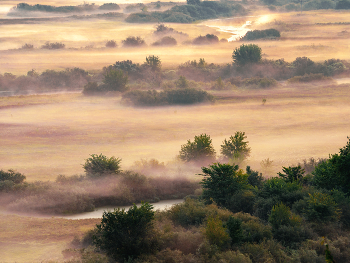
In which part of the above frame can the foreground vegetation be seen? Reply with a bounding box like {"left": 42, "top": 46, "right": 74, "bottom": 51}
{"left": 2, "top": 134, "right": 350, "bottom": 262}
{"left": 48, "top": 138, "right": 350, "bottom": 263}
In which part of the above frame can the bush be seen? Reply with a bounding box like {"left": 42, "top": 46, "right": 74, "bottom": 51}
{"left": 0, "top": 169, "right": 26, "bottom": 192}
{"left": 179, "top": 134, "right": 216, "bottom": 163}
{"left": 122, "top": 36, "right": 146, "bottom": 47}
{"left": 167, "top": 198, "right": 207, "bottom": 227}
{"left": 201, "top": 163, "right": 249, "bottom": 207}
{"left": 205, "top": 216, "right": 230, "bottom": 249}
{"left": 192, "top": 34, "right": 219, "bottom": 45}
{"left": 41, "top": 42, "right": 65, "bottom": 49}
{"left": 93, "top": 202, "right": 157, "bottom": 261}
{"left": 269, "top": 203, "right": 301, "bottom": 230}
{"left": 304, "top": 192, "right": 341, "bottom": 223}
{"left": 152, "top": 36, "right": 177, "bottom": 46}
{"left": 225, "top": 216, "right": 244, "bottom": 244}
{"left": 83, "top": 154, "right": 122, "bottom": 177}
{"left": 336, "top": 0, "right": 350, "bottom": 9}
{"left": 144, "top": 55, "right": 162, "bottom": 71}
{"left": 278, "top": 165, "right": 305, "bottom": 183}
{"left": 241, "top": 29, "right": 280, "bottom": 41}
{"left": 105, "top": 40, "right": 117, "bottom": 48}
{"left": 220, "top": 131, "right": 251, "bottom": 162}
{"left": 82, "top": 82, "right": 105, "bottom": 95}
{"left": 21, "top": 43, "right": 34, "bottom": 50}
{"left": 99, "top": 3, "right": 120, "bottom": 10}
{"left": 102, "top": 68, "right": 128, "bottom": 92}
{"left": 232, "top": 44, "right": 262, "bottom": 66}
{"left": 287, "top": 73, "right": 332, "bottom": 83}
{"left": 313, "top": 137, "right": 350, "bottom": 194}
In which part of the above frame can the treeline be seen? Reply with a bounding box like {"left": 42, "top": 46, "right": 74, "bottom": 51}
{"left": 261, "top": 0, "right": 350, "bottom": 11}
{"left": 62, "top": 138, "right": 350, "bottom": 263}
{"left": 9, "top": 2, "right": 120, "bottom": 14}
{"left": 126, "top": 1, "right": 245, "bottom": 23}
{"left": 0, "top": 68, "right": 90, "bottom": 95}
{"left": 1, "top": 45, "right": 350, "bottom": 97}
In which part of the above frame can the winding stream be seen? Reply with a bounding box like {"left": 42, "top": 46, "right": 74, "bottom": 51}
{"left": 61, "top": 199, "right": 184, "bottom": 220}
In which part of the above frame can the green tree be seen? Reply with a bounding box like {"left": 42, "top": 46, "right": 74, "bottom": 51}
{"left": 175, "top": 75, "right": 189, "bottom": 88}
{"left": 232, "top": 44, "right": 262, "bottom": 66}
{"left": 268, "top": 203, "right": 301, "bottom": 230}
{"left": 205, "top": 216, "right": 230, "bottom": 249}
{"left": 221, "top": 131, "right": 251, "bottom": 162}
{"left": 145, "top": 55, "right": 161, "bottom": 71}
{"left": 313, "top": 137, "right": 350, "bottom": 194}
{"left": 179, "top": 134, "right": 216, "bottom": 162}
{"left": 93, "top": 202, "right": 157, "bottom": 261}
{"left": 225, "top": 216, "right": 244, "bottom": 245}
{"left": 83, "top": 154, "right": 122, "bottom": 177}
{"left": 201, "top": 163, "right": 249, "bottom": 207}
{"left": 103, "top": 69, "right": 128, "bottom": 92}
{"left": 278, "top": 165, "right": 305, "bottom": 183}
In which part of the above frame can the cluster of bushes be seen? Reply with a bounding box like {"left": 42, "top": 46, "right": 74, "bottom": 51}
{"left": 229, "top": 76, "right": 278, "bottom": 88}
{"left": 192, "top": 34, "right": 219, "bottom": 45}
{"left": 73, "top": 137, "right": 350, "bottom": 262}
{"left": 241, "top": 29, "right": 280, "bottom": 41}
{"left": 122, "top": 87, "right": 214, "bottom": 106}
{"left": 0, "top": 68, "right": 91, "bottom": 95}
{"left": 2, "top": 154, "right": 199, "bottom": 214}
{"left": 152, "top": 36, "right": 177, "bottom": 46}
{"left": 287, "top": 73, "right": 334, "bottom": 83}
{"left": 126, "top": 1, "right": 245, "bottom": 23}
{"left": 41, "top": 42, "right": 65, "bottom": 49}
{"left": 9, "top": 2, "right": 98, "bottom": 14}
{"left": 153, "top": 24, "right": 188, "bottom": 37}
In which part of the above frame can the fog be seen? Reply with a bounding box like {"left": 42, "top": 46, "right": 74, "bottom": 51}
{"left": 1, "top": 1, "right": 350, "bottom": 262}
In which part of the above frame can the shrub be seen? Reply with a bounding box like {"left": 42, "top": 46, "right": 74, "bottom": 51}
{"left": 102, "top": 68, "right": 128, "bottom": 92}
{"left": 205, "top": 216, "right": 230, "bottom": 249}
{"left": 175, "top": 75, "right": 189, "bottom": 89}
{"left": 192, "top": 34, "right": 219, "bottom": 45}
{"left": 167, "top": 198, "right": 207, "bottom": 227}
{"left": 287, "top": 73, "right": 332, "bottom": 83}
{"left": 232, "top": 44, "right": 262, "bottom": 66}
{"left": 179, "top": 134, "right": 216, "bottom": 163}
{"left": 41, "top": 42, "right": 65, "bottom": 49}
{"left": 145, "top": 55, "right": 162, "bottom": 71}
{"left": 269, "top": 203, "right": 301, "bottom": 229}
{"left": 21, "top": 43, "right": 34, "bottom": 50}
{"left": 122, "top": 36, "right": 146, "bottom": 47}
{"left": 0, "top": 169, "right": 26, "bottom": 192}
{"left": 246, "top": 166, "right": 264, "bottom": 189}
{"left": 225, "top": 216, "right": 244, "bottom": 244}
{"left": 105, "top": 40, "right": 117, "bottom": 48}
{"left": 201, "top": 163, "right": 249, "bottom": 207}
{"left": 93, "top": 202, "right": 157, "bottom": 261}
{"left": 220, "top": 131, "right": 251, "bottom": 162}
{"left": 336, "top": 0, "right": 350, "bottom": 9}
{"left": 278, "top": 165, "right": 305, "bottom": 183}
{"left": 99, "top": 3, "right": 120, "bottom": 10}
{"left": 241, "top": 29, "right": 280, "bottom": 41}
{"left": 82, "top": 82, "right": 105, "bottom": 95}
{"left": 304, "top": 192, "right": 341, "bottom": 223}
{"left": 313, "top": 137, "right": 350, "bottom": 194}
{"left": 152, "top": 36, "right": 177, "bottom": 46}
{"left": 83, "top": 154, "right": 122, "bottom": 177}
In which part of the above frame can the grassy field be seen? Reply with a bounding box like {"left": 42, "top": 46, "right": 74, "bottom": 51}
{"left": 1, "top": 10, "right": 350, "bottom": 74}
{"left": 1, "top": 83, "right": 349, "bottom": 182}
{"left": 1, "top": 5, "right": 350, "bottom": 262}
{"left": 0, "top": 213, "right": 99, "bottom": 262}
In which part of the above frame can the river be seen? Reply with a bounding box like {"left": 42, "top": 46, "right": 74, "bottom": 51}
{"left": 61, "top": 199, "right": 184, "bottom": 220}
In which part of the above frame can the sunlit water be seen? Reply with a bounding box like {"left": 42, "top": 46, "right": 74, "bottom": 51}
{"left": 64, "top": 199, "right": 183, "bottom": 219}
{"left": 207, "top": 20, "right": 252, "bottom": 41}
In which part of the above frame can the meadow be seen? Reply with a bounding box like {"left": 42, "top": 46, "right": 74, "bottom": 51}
{"left": 1, "top": 1, "right": 350, "bottom": 262}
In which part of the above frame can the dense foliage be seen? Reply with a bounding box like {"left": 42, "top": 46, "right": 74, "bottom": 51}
{"left": 233, "top": 44, "right": 262, "bottom": 66}
{"left": 93, "top": 202, "right": 157, "bottom": 261}
{"left": 83, "top": 154, "right": 122, "bottom": 177}
{"left": 241, "top": 29, "right": 280, "bottom": 41}
{"left": 179, "top": 134, "right": 216, "bottom": 163}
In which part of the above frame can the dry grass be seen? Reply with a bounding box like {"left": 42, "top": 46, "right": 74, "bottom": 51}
{"left": 1, "top": 10, "right": 350, "bottom": 74}
{"left": 1, "top": 83, "right": 349, "bottom": 181}
{"left": 0, "top": 213, "right": 99, "bottom": 262}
